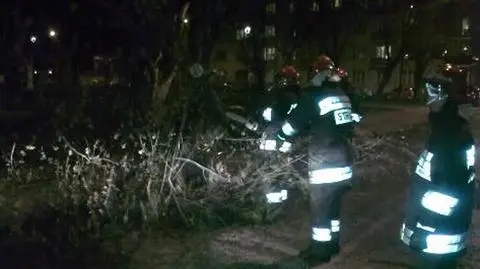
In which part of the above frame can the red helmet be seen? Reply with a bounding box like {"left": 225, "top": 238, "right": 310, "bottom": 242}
{"left": 276, "top": 65, "right": 300, "bottom": 87}
{"left": 425, "top": 63, "right": 465, "bottom": 85}
{"left": 425, "top": 63, "right": 468, "bottom": 103}
{"left": 279, "top": 65, "right": 300, "bottom": 80}
{"left": 310, "top": 55, "right": 335, "bottom": 75}
{"left": 334, "top": 67, "right": 349, "bottom": 80}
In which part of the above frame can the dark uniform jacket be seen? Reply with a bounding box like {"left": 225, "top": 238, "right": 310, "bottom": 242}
{"left": 426, "top": 98, "right": 475, "bottom": 187}
{"left": 277, "top": 81, "right": 355, "bottom": 167}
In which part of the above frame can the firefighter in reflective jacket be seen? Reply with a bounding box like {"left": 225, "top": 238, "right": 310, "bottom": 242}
{"left": 258, "top": 65, "right": 301, "bottom": 209}
{"left": 276, "top": 55, "right": 357, "bottom": 264}
{"left": 400, "top": 63, "right": 476, "bottom": 267}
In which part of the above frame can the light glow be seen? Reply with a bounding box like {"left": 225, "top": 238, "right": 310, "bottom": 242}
{"left": 48, "top": 29, "right": 57, "bottom": 38}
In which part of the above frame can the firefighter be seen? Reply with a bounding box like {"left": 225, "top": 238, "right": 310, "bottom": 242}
{"left": 257, "top": 65, "right": 301, "bottom": 215}
{"left": 276, "top": 55, "right": 357, "bottom": 265}
{"left": 400, "top": 63, "right": 476, "bottom": 268}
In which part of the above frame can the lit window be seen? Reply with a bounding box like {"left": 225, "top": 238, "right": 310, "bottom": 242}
{"left": 334, "top": 0, "right": 342, "bottom": 8}
{"left": 376, "top": 45, "right": 391, "bottom": 59}
{"left": 462, "top": 18, "right": 470, "bottom": 35}
{"left": 264, "top": 47, "right": 276, "bottom": 61}
{"left": 265, "top": 25, "right": 276, "bottom": 37}
{"left": 266, "top": 3, "right": 276, "bottom": 14}
{"left": 236, "top": 27, "right": 251, "bottom": 40}
{"left": 312, "top": 1, "right": 320, "bottom": 11}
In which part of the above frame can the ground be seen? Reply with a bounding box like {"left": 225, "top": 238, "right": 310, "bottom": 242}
{"left": 127, "top": 105, "right": 480, "bottom": 269}
{"left": 0, "top": 105, "right": 477, "bottom": 269}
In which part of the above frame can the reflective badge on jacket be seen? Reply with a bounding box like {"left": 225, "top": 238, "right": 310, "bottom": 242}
{"left": 318, "top": 96, "right": 352, "bottom": 115}
{"left": 317, "top": 96, "right": 353, "bottom": 125}
{"left": 334, "top": 109, "right": 353, "bottom": 125}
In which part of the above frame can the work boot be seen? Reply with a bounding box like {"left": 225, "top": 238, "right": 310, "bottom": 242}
{"left": 298, "top": 241, "right": 333, "bottom": 266}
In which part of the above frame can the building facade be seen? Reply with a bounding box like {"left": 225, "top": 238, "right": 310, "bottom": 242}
{"left": 211, "top": 0, "right": 472, "bottom": 95}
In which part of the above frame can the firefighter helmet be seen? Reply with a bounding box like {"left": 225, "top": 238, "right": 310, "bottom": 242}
{"left": 310, "top": 55, "right": 335, "bottom": 75}
{"left": 276, "top": 65, "right": 300, "bottom": 87}
{"left": 334, "top": 67, "right": 349, "bottom": 80}
{"left": 309, "top": 55, "right": 335, "bottom": 86}
{"left": 424, "top": 63, "right": 467, "bottom": 105}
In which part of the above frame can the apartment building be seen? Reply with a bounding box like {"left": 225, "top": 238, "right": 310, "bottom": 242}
{"left": 211, "top": 0, "right": 472, "bottom": 94}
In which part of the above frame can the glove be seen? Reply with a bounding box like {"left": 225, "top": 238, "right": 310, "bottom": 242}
{"left": 259, "top": 138, "right": 278, "bottom": 151}
{"left": 277, "top": 140, "right": 292, "bottom": 153}
{"left": 352, "top": 113, "right": 362, "bottom": 123}
{"left": 275, "top": 133, "right": 293, "bottom": 153}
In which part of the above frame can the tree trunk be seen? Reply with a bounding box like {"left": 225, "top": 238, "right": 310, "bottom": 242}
{"left": 375, "top": 45, "right": 405, "bottom": 95}
{"left": 152, "top": 65, "right": 178, "bottom": 104}
{"left": 413, "top": 59, "right": 429, "bottom": 99}
{"left": 25, "top": 57, "right": 34, "bottom": 90}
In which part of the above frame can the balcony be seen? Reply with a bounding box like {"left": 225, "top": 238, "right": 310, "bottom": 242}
{"left": 370, "top": 58, "right": 389, "bottom": 69}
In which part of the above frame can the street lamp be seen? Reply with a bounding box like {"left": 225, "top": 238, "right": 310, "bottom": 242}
{"left": 244, "top": 25, "right": 252, "bottom": 36}
{"left": 48, "top": 29, "right": 57, "bottom": 38}
{"left": 30, "top": 35, "right": 37, "bottom": 43}
{"left": 410, "top": 4, "right": 414, "bottom": 9}
{"left": 442, "top": 50, "right": 448, "bottom": 56}
{"left": 183, "top": 18, "right": 189, "bottom": 24}
{"left": 48, "top": 69, "right": 53, "bottom": 75}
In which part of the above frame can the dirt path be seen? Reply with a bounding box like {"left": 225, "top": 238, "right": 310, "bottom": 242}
{"left": 129, "top": 107, "right": 480, "bottom": 269}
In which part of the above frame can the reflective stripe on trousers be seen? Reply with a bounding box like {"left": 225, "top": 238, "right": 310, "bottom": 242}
{"left": 312, "top": 219, "right": 341, "bottom": 242}
{"left": 266, "top": 190, "right": 288, "bottom": 204}
{"left": 400, "top": 223, "right": 469, "bottom": 254}
{"left": 309, "top": 166, "right": 353, "bottom": 184}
